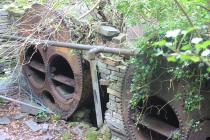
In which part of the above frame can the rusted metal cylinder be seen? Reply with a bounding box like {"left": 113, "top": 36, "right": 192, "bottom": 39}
{"left": 122, "top": 67, "right": 182, "bottom": 140}
{"left": 19, "top": 4, "right": 92, "bottom": 119}
{"left": 122, "top": 64, "right": 210, "bottom": 140}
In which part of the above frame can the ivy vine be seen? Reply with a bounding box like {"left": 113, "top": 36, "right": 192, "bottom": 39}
{"left": 115, "top": 0, "right": 210, "bottom": 134}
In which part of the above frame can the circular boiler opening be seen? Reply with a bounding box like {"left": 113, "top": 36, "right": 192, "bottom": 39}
{"left": 49, "top": 55, "right": 75, "bottom": 99}
{"left": 24, "top": 46, "right": 45, "bottom": 86}
{"left": 132, "top": 96, "right": 180, "bottom": 140}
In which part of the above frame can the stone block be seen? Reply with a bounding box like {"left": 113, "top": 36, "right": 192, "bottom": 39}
{"left": 103, "top": 59, "right": 121, "bottom": 66}
{"left": 111, "top": 71, "right": 125, "bottom": 78}
{"left": 99, "top": 79, "right": 109, "bottom": 86}
{"left": 107, "top": 88, "right": 121, "bottom": 98}
{"left": 109, "top": 84, "right": 121, "bottom": 92}
{"left": 24, "top": 120, "right": 41, "bottom": 132}
{"left": 98, "top": 68, "right": 111, "bottom": 75}
{"left": 117, "top": 65, "right": 127, "bottom": 73}
{"left": 98, "top": 25, "right": 120, "bottom": 37}
{"left": 0, "top": 117, "right": 10, "bottom": 125}
{"left": 106, "top": 102, "right": 117, "bottom": 112}
{"left": 97, "top": 60, "right": 107, "bottom": 69}
{"left": 109, "top": 75, "right": 123, "bottom": 82}
{"left": 117, "top": 103, "right": 122, "bottom": 110}
{"left": 115, "top": 97, "right": 121, "bottom": 103}
{"left": 109, "top": 95, "right": 116, "bottom": 101}
{"left": 112, "top": 33, "right": 126, "bottom": 44}
{"left": 100, "top": 73, "right": 109, "bottom": 80}
{"left": 14, "top": 113, "right": 27, "bottom": 120}
{"left": 113, "top": 112, "right": 122, "bottom": 119}
{"left": 107, "top": 65, "right": 120, "bottom": 72}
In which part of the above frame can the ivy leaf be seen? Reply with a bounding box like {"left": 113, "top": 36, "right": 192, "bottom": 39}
{"left": 181, "top": 45, "right": 191, "bottom": 51}
{"left": 207, "top": 67, "right": 210, "bottom": 73}
{"left": 190, "top": 56, "right": 200, "bottom": 62}
{"left": 167, "top": 56, "right": 176, "bottom": 62}
{"left": 195, "top": 40, "right": 210, "bottom": 50}
{"left": 116, "top": 0, "right": 130, "bottom": 14}
{"left": 154, "top": 48, "right": 164, "bottom": 56}
{"left": 180, "top": 55, "right": 191, "bottom": 61}
{"left": 202, "top": 40, "right": 210, "bottom": 48}
{"left": 153, "top": 40, "right": 166, "bottom": 47}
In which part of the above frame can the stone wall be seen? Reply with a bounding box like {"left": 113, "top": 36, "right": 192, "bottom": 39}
{"left": 97, "top": 57, "right": 128, "bottom": 139}
{"left": 94, "top": 30, "right": 130, "bottom": 139}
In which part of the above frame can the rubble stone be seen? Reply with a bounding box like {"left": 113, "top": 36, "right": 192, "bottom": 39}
{"left": 0, "top": 117, "right": 10, "bottom": 125}
{"left": 98, "top": 25, "right": 120, "bottom": 37}
{"left": 112, "top": 33, "right": 126, "bottom": 44}
{"left": 24, "top": 120, "right": 41, "bottom": 132}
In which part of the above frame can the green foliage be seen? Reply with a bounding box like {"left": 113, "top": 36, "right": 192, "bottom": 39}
{"left": 115, "top": 0, "right": 209, "bottom": 33}
{"left": 118, "top": 0, "right": 210, "bottom": 128}
{"left": 62, "top": 132, "right": 71, "bottom": 140}
{"left": 51, "top": 114, "right": 61, "bottom": 123}
{"left": 85, "top": 128, "right": 99, "bottom": 140}
{"left": 35, "top": 111, "right": 48, "bottom": 120}
{"left": 187, "top": 120, "right": 202, "bottom": 132}
{"left": 171, "top": 130, "right": 182, "bottom": 140}
{"left": 3, "top": 0, "right": 46, "bottom": 16}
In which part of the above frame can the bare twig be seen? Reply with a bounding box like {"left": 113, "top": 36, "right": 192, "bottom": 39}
{"left": 173, "top": 0, "right": 194, "bottom": 28}
{"left": 79, "top": 0, "right": 101, "bottom": 19}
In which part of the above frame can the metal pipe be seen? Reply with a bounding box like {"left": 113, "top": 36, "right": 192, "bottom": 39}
{"left": 0, "top": 34, "right": 137, "bottom": 56}
{"left": 0, "top": 34, "right": 137, "bottom": 128}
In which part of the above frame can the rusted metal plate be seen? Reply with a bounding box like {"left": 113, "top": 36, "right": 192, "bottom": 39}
{"left": 18, "top": 4, "right": 92, "bottom": 119}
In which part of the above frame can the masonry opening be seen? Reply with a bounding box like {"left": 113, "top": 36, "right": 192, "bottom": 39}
{"left": 49, "top": 55, "right": 75, "bottom": 98}
{"left": 133, "top": 96, "right": 179, "bottom": 140}
{"left": 100, "top": 85, "right": 109, "bottom": 119}
{"left": 25, "top": 46, "right": 45, "bottom": 86}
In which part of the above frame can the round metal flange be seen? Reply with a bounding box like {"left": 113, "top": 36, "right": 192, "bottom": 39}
{"left": 186, "top": 120, "right": 210, "bottom": 140}
{"left": 122, "top": 66, "right": 185, "bottom": 140}
{"left": 44, "top": 48, "right": 84, "bottom": 116}
{"left": 18, "top": 4, "right": 92, "bottom": 119}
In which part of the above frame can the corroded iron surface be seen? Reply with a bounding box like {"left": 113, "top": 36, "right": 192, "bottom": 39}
{"left": 121, "top": 66, "right": 210, "bottom": 140}
{"left": 18, "top": 4, "right": 92, "bottom": 119}
{"left": 121, "top": 67, "right": 186, "bottom": 140}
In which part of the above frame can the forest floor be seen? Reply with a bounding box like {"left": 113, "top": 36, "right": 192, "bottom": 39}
{"left": 0, "top": 84, "right": 107, "bottom": 140}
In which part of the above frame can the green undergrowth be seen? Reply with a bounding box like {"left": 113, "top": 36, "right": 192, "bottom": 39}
{"left": 114, "top": 0, "right": 210, "bottom": 138}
